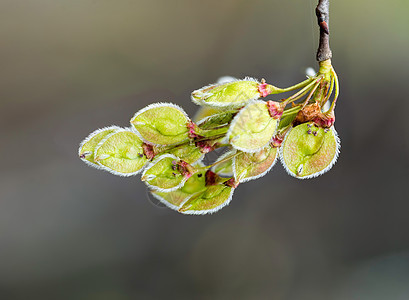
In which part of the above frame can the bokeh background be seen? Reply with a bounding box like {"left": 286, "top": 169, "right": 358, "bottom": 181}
{"left": 1, "top": 0, "right": 408, "bottom": 299}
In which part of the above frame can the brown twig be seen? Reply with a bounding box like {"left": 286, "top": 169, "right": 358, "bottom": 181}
{"left": 316, "top": 0, "right": 332, "bottom": 61}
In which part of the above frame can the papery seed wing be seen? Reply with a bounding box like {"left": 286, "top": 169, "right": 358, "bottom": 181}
{"left": 227, "top": 100, "right": 278, "bottom": 153}
{"left": 130, "top": 103, "right": 190, "bottom": 146}
{"left": 280, "top": 123, "right": 340, "bottom": 179}
{"left": 178, "top": 184, "right": 235, "bottom": 215}
{"left": 191, "top": 78, "right": 261, "bottom": 108}
{"left": 141, "top": 154, "right": 189, "bottom": 192}
{"left": 94, "top": 129, "right": 149, "bottom": 176}
{"left": 233, "top": 146, "right": 278, "bottom": 183}
{"left": 78, "top": 126, "right": 122, "bottom": 168}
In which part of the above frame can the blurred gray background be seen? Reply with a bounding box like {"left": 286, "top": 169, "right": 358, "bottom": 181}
{"left": 0, "top": 0, "right": 408, "bottom": 299}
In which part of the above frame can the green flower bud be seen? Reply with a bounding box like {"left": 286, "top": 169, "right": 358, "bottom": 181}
{"left": 165, "top": 143, "right": 204, "bottom": 164}
{"left": 78, "top": 126, "right": 121, "bottom": 168}
{"left": 94, "top": 128, "right": 148, "bottom": 176}
{"left": 178, "top": 184, "right": 235, "bottom": 215}
{"left": 191, "top": 77, "right": 266, "bottom": 108}
{"left": 150, "top": 167, "right": 207, "bottom": 210}
{"left": 280, "top": 122, "right": 340, "bottom": 179}
{"left": 141, "top": 154, "right": 193, "bottom": 192}
{"left": 233, "top": 146, "right": 277, "bottom": 183}
{"left": 130, "top": 103, "right": 190, "bottom": 146}
{"left": 227, "top": 100, "right": 278, "bottom": 153}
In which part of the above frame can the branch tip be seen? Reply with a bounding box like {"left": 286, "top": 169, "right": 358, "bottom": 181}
{"left": 316, "top": 0, "right": 332, "bottom": 62}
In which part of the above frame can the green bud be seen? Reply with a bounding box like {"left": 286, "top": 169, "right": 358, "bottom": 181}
{"left": 233, "top": 146, "right": 277, "bottom": 183}
{"left": 227, "top": 100, "right": 278, "bottom": 152}
{"left": 280, "top": 123, "right": 340, "bottom": 179}
{"left": 165, "top": 143, "right": 204, "bottom": 164}
{"left": 94, "top": 128, "right": 148, "bottom": 176}
{"left": 150, "top": 167, "right": 207, "bottom": 210}
{"left": 141, "top": 154, "right": 191, "bottom": 192}
{"left": 130, "top": 103, "right": 190, "bottom": 146}
{"left": 178, "top": 184, "right": 235, "bottom": 215}
{"left": 78, "top": 126, "right": 121, "bottom": 167}
{"left": 191, "top": 77, "right": 263, "bottom": 108}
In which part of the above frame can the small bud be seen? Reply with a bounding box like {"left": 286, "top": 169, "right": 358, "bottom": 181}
{"left": 258, "top": 83, "right": 271, "bottom": 97}
{"left": 191, "top": 77, "right": 266, "bottom": 108}
{"left": 142, "top": 154, "right": 193, "bottom": 192}
{"left": 280, "top": 122, "right": 340, "bottom": 179}
{"left": 233, "top": 146, "right": 278, "bottom": 183}
{"left": 270, "top": 135, "right": 283, "bottom": 148}
{"left": 78, "top": 126, "right": 121, "bottom": 167}
{"left": 93, "top": 129, "right": 149, "bottom": 176}
{"left": 195, "top": 136, "right": 225, "bottom": 154}
{"left": 314, "top": 111, "right": 335, "bottom": 128}
{"left": 259, "top": 81, "right": 282, "bottom": 97}
{"left": 177, "top": 160, "right": 195, "bottom": 178}
{"left": 178, "top": 184, "right": 235, "bottom": 215}
{"left": 187, "top": 121, "right": 199, "bottom": 139}
{"left": 130, "top": 103, "right": 190, "bottom": 146}
{"left": 195, "top": 140, "right": 216, "bottom": 154}
{"left": 227, "top": 100, "right": 278, "bottom": 153}
{"left": 266, "top": 101, "right": 284, "bottom": 119}
{"left": 142, "top": 143, "right": 157, "bottom": 160}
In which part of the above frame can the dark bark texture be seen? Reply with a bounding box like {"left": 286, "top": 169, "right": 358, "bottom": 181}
{"left": 316, "top": 0, "right": 332, "bottom": 61}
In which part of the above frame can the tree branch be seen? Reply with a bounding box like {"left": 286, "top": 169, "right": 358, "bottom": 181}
{"left": 316, "top": 0, "right": 332, "bottom": 61}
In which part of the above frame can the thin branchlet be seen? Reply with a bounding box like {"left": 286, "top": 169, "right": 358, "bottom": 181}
{"left": 316, "top": 0, "right": 332, "bottom": 61}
